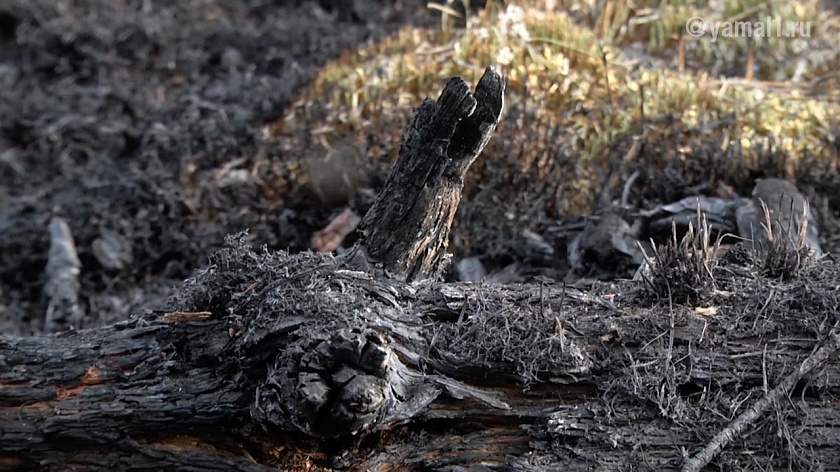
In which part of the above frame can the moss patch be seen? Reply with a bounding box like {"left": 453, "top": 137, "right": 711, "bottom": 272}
{"left": 272, "top": 0, "right": 840, "bottom": 255}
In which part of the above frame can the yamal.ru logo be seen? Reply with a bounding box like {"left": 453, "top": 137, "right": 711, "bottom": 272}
{"left": 685, "top": 16, "right": 811, "bottom": 42}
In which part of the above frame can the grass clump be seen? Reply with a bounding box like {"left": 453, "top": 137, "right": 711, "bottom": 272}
{"left": 639, "top": 210, "right": 723, "bottom": 305}
{"left": 757, "top": 199, "right": 815, "bottom": 279}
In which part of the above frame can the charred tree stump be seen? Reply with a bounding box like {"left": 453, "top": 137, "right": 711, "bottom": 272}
{"left": 355, "top": 66, "right": 504, "bottom": 282}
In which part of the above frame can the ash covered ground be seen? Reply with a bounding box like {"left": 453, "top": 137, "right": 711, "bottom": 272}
{"left": 0, "top": 0, "right": 435, "bottom": 334}
{"left": 2, "top": 0, "right": 838, "bottom": 337}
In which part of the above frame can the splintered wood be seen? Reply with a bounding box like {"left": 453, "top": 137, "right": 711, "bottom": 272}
{"left": 355, "top": 66, "right": 505, "bottom": 282}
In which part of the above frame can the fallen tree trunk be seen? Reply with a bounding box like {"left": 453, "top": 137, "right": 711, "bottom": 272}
{"left": 3, "top": 68, "right": 840, "bottom": 472}
{"left": 3, "top": 243, "right": 840, "bottom": 471}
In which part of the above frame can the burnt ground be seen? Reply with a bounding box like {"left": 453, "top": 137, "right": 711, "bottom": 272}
{"left": 1, "top": 0, "right": 839, "bottom": 338}
{"left": 1, "top": 3, "right": 840, "bottom": 469}
{"left": 0, "top": 0, "right": 440, "bottom": 335}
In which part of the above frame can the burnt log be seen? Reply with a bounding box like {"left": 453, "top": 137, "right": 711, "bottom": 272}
{"left": 3, "top": 237, "right": 840, "bottom": 471}
{"left": 3, "top": 68, "right": 840, "bottom": 472}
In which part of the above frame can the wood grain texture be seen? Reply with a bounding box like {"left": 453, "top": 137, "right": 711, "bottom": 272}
{"left": 357, "top": 66, "right": 504, "bottom": 282}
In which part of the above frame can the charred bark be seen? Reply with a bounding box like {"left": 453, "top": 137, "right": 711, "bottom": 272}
{"left": 355, "top": 66, "right": 504, "bottom": 282}
{"left": 3, "top": 239, "right": 840, "bottom": 471}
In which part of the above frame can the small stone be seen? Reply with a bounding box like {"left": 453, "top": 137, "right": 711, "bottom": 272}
{"left": 220, "top": 47, "right": 244, "bottom": 69}
{"left": 92, "top": 229, "right": 133, "bottom": 271}
{"left": 455, "top": 257, "right": 486, "bottom": 282}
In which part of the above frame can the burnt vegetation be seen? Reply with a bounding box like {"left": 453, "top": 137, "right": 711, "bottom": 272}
{"left": 1, "top": 1, "right": 840, "bottom": 471}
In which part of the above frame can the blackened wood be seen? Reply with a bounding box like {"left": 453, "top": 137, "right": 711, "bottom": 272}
{"left": 3, "top": 241, "right": 840, "bottom": 472}
{"left": 356, "top": 66, "right": 504, "bottom": 282}
{"left": 682, "top": 330, "right": 840, "bottom": 472}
